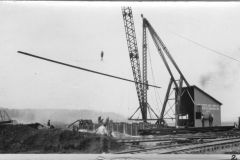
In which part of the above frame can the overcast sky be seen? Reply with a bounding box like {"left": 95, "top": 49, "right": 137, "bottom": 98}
{"left": 0, "top": 2, "right": 240, "bottom": 122}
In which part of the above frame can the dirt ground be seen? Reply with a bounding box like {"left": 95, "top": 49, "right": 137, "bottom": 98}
{"left": 0, "top": 124, "right": 125, "bottom": 153}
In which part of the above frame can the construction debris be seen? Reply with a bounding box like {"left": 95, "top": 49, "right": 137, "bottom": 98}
{"left": 0, "top": 124, "right": 124, "bottom": 153}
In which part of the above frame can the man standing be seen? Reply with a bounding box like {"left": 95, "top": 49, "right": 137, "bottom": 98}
{"left": 101, "top": 51, "right": 104, "bottom": 61}
{"left": 201, "top": 113, "right": 204, "bottom": 127}
{"left": 209, "top": 113, "right": 214, "bottom": 127}
{"left": 47, "top": 120, "right": 51, "bottom": 128}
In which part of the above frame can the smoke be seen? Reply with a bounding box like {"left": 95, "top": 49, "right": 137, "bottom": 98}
{"left": 199, "top": 59, "right": 240, "bottom": 89}
{"left": 199, "top": 74, "right": 212, "bottom": 88}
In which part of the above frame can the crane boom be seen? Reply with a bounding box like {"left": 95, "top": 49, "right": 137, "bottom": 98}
{"left": 122, "top": 8, "right": 160, "bottom": 122}
{"left": 142, "top": 17, "right": 148, "bottom": 121}
{"left": 122, "top": 7, "right": 147, "bottom": 121}
{"left": 142, "top": 16, "right": 193, "bottom": 126}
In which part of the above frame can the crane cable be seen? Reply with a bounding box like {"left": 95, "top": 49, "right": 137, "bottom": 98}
{"left": 147, "top": 35, "right": 163, "bottom": 114}
{"left": 170, "top": 31, "right": 240, "bottom": 63}
{"left": 147, "top": 32, "right": 179, "bottom": 119}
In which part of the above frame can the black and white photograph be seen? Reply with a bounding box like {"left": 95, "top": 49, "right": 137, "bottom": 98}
{"left": 0, "top": 1, "right": 240, "bottom": 160}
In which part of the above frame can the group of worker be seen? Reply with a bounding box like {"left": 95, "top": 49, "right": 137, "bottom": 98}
{"left": 201, "top": 113, "right": 214, "bottom": 127}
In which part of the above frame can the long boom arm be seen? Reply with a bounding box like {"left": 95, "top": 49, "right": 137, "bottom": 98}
{"left": 142, "top": 17, "right": 192, "bottom": 125}
{"left": 143, "top": 18, "right": 190, "bottom": 87}
{"left": 122, "top": 7, "right": 147, "bottom": 121}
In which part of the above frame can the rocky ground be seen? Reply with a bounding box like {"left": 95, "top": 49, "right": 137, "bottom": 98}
{"left": 0, "top": 124, "right": 125, "bottom": 153}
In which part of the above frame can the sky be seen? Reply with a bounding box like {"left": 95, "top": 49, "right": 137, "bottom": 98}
{"left": 0, "top": 1, "right": 240, "bottom": 122}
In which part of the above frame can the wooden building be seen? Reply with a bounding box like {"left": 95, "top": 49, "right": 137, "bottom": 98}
{"left": 176, "top": 85, "right": 221, "bottom": 128}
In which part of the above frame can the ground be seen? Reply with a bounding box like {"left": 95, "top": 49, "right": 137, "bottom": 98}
{"left": 0, "top": 124, "right": 125, "bottom": 153}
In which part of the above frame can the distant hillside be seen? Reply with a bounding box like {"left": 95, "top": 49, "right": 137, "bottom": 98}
{"left": 3, "top": 108, "right": 128, "bottom": 125}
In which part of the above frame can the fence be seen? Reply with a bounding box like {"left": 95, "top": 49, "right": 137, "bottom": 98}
{"left": 70, "top": 120, "right": 158, "bottom": 136}
{"left": 106, "top": 122, "right": 158, "bottom": 136}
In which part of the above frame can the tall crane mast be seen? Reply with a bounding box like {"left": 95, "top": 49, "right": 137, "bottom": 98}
{"left": 122, "top": 7, "right": 159, "bottom": 122}
{"left": 142, "top": 16, "right": 193, "bottom": 126}
{"left": 122, "top": 7, "right": 145, "bottom": 121}
{"left": 142, "top": 17, "right": 148, "bottom": 121}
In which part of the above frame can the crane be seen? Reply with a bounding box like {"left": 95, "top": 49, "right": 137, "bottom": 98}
{"left": 122, "top": 7, "right": 195, "bottom": 126}
{"left": 122, "top": 7, "right": 159, "bottom": 123}
{"left": 142, "top": 15, "right": 194, "bottom": 126}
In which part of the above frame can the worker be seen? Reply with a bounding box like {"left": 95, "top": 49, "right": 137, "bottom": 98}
{"left": 47, "top": 120, "right": 51, "bottom": 128}
{"left": 201, "top": 113, "right": 204, "bottom": 127}
{"left": 234, "top": 122, "right": 238, "bottom": 128}
{"left": 209, "top": 113, "right": 214, "bottom": 127}
{"left": 101, "top": 51, "right": 104, "bottom": 61}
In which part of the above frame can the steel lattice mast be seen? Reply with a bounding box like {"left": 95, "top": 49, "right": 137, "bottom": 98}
{"left": 122, "top": 7, "right": 146, "bottom": 121}
{"left": 142, "top": 16, "right": 148, "bottom": 120}
{"left": 122, "top": 7, "right": 159, "bottom": 122}
{"left": 142, "top": 16, "right": 192, "bottom": 126}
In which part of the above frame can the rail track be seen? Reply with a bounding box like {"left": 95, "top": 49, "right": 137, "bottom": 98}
{"left": 116, "top": 130, "right": 240, "bottom": 143}
{"left": 161, "top": 137, "right": 240, "bottom": 154}
{"left": 115, "top": 133, "right": 240, "bottom": 154}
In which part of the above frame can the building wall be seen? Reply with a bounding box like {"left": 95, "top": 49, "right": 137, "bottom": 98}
{"left": 177, "top": 87, "right": 194, "bottom": 127}
{"left": 194, "top": 88, "right": 221, "bottom": 127}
